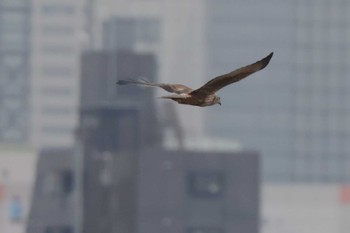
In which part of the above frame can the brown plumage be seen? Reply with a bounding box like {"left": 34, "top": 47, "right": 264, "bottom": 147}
{"left": 117, "top": 52, "right": 273, "bottom": 107}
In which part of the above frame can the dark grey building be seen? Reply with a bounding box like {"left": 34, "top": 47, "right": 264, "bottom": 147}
{"left": 26, "top": 148, "right": 75, "bottom": 233}
{"left": 79, "top": 49, "right": 160, "bottom": 233}
{"left": 80, "top": 50, "right": 161, "bottom": 148}
{"left": 0, "top": 0, "right": 31, "bottom": 143}
{"left": 27, "top": 142, "right": 260, "bottom": 233}
{"left": 79, "top": 104, "right": 140, "bottom": 233}
{"left": 138, "top": 148, "right": 260, "bottom": 233}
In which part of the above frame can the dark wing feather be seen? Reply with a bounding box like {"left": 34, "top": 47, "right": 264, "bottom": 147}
{"left": 117, "top": 79, "right": 193, "bottom": 94}
{"left": 191, "top": 52, "right": 273, "bottom": 96}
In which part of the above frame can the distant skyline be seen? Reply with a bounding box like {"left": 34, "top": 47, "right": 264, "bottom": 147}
{"left": 0, "top": 0, "right": 349, "bottom": 182}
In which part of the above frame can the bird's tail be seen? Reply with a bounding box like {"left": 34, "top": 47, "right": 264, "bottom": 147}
{"left": 116, "top": 78, "right": 154, "bottom": 87}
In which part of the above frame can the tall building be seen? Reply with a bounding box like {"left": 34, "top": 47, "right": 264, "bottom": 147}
{"left": 0, "top": 0, "right": 31, "bottom": 143}
{"left": 204, "top": 0, "right": 295, "bottom": 181}
{"left": 1, "top": 0, "right": 90, "bottom": 148}
{"left": 26, "top": 148, "right": 75, "bottom": 233}
{"left": 30, "top": 0, "right": 88, "bottom": 149}
{"left": 293, "top": 0, "right": 350, "bottom": 182}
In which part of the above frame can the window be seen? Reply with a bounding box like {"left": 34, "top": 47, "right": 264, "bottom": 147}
{"left": 2, "top": 55, "right": 23, "bottom": 68}
{"left": 42, "top": 45, "right": 74, "bottom": 55}
{"left": 62, "top": 170, "right": 74, "bottom": 194}
{"left": 42, "top": 126, "right": 73, "bottom": 135}
{"left": 42, "top": 106, "right": 74, "bottom": 115}
{"left": 9, "top": 196, "right": 22, "bottom": 223}
{"left": 42, "top": 170, "right": 74, "bottom": 196}
{"left": 42, "top": 4, "right": 76, "bottom": 15}
{"left": 0, "top": 11, "right": 27, "bottom": 26}
{"left": 42, "top": 66, "right": 73, "bottom": 77}
{"left": 188, "top": 226, "right": 224, "bottom": 233}
{"left": 0, "top": 0, "right": 28, "bottom": 7}
{"left": 45, "top": 226, "right": 73, "bottom": 233}
{"left": 1, "top": 33, "right": 25, "bottom": 47}
{"left": 42, "top": 25, "right": 75, "bottom": 36}
{"left": 187, "top": 172, "right": 225, "bottom": 198}
{"left": 41, "top": 87, "right": 73, "bottom": 96}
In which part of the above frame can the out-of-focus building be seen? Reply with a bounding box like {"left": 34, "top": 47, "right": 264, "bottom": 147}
{"left": 0, "top": 148, "right": 37, "bottom": 233}
{"left": 0, "top": 0, "right": 92, "bottom": 149}
{"left": 80, "top": 50, "right": 161, "bottom": 147}
{"left": 204, "top": 0, "right": 295, "bottom": 181}
{"left": 138, "top": 148, "right": 259, "bottom": 233}
{"left": 26, "top": 148, "right": 75, "bottom": 233}
{"left": 292, "top": 0, "right": 350, "bottom": 182}
{"left": 26, "top": 130, "right": 260, "bottom": 233}
{"left": 30, "top": 0, "right": 88, "bottom": 149}
{"left": 81, "top": 104, "right": 259, "bottom": 233}
{"left": 0, "top": 0, "right": 31, "bottom": 144}
{"left": 79, "top": 49, "right": 160, "bottom": 233}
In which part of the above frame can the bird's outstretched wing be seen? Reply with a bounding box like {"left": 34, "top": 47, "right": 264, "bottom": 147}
{"left": 116, "top": 79, "right": 193, "bottom": 94}
{"left": 191, "top": 52, "right": 273, "bottom": 96}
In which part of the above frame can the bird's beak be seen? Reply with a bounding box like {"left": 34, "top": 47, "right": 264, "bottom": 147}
{"left": 218, "top": 101, "right": 222, "bottom": 106}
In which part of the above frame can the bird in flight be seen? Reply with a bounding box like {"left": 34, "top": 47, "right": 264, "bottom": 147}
{"left": 117, "top": 52, "right": 273, "bottom": 107}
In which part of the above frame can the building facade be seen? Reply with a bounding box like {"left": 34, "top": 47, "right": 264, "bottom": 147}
{"left": 292, "top": 0, "right": 350, "bottom": 182}
{"left": 204, "top": 0, "right": 350, "bottom": 182}
{"left": 1, "top": 0, "right": 90, "bottom": 148}
{"left": 138, "top": 149, "right": 260, "bottom": 233}
{"left": 204, "top": 0, "right": 295, "bottom": 181}
{"left": 30, "top": 0, "right": 88, "bottom": 149}
{"left": 0, "top": 0, "right": 31, "bottom": 144}
{"left": 26, "top": 148, "right": 75, "bottom": 233}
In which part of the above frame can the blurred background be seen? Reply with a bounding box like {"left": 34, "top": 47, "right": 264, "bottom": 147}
{"left": 0, "top": 0, "right": 349, "bottom": 233}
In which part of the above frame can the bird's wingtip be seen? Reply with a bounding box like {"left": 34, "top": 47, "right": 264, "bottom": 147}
{"left": 262, "top": 52, "right": 274, "bottom": 64}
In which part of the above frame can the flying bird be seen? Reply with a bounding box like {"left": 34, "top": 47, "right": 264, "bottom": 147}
{"left": 117, "top": 52, "right": 273, "bottom": 107}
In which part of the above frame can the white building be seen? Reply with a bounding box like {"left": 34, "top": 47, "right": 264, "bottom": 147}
{"left": 30, "top": 0, "right": 88, "bottom": 149}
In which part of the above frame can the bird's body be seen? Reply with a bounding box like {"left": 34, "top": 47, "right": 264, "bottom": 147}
{"left": 117, "top": 52, "right": 273, "bottom": 107}
{"left": 160, "top": 93, "right": 220, "bottom": 107}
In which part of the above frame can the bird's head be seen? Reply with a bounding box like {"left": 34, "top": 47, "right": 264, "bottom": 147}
{"left": 215, "top": 96, "right": 222, "bottom": 106}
